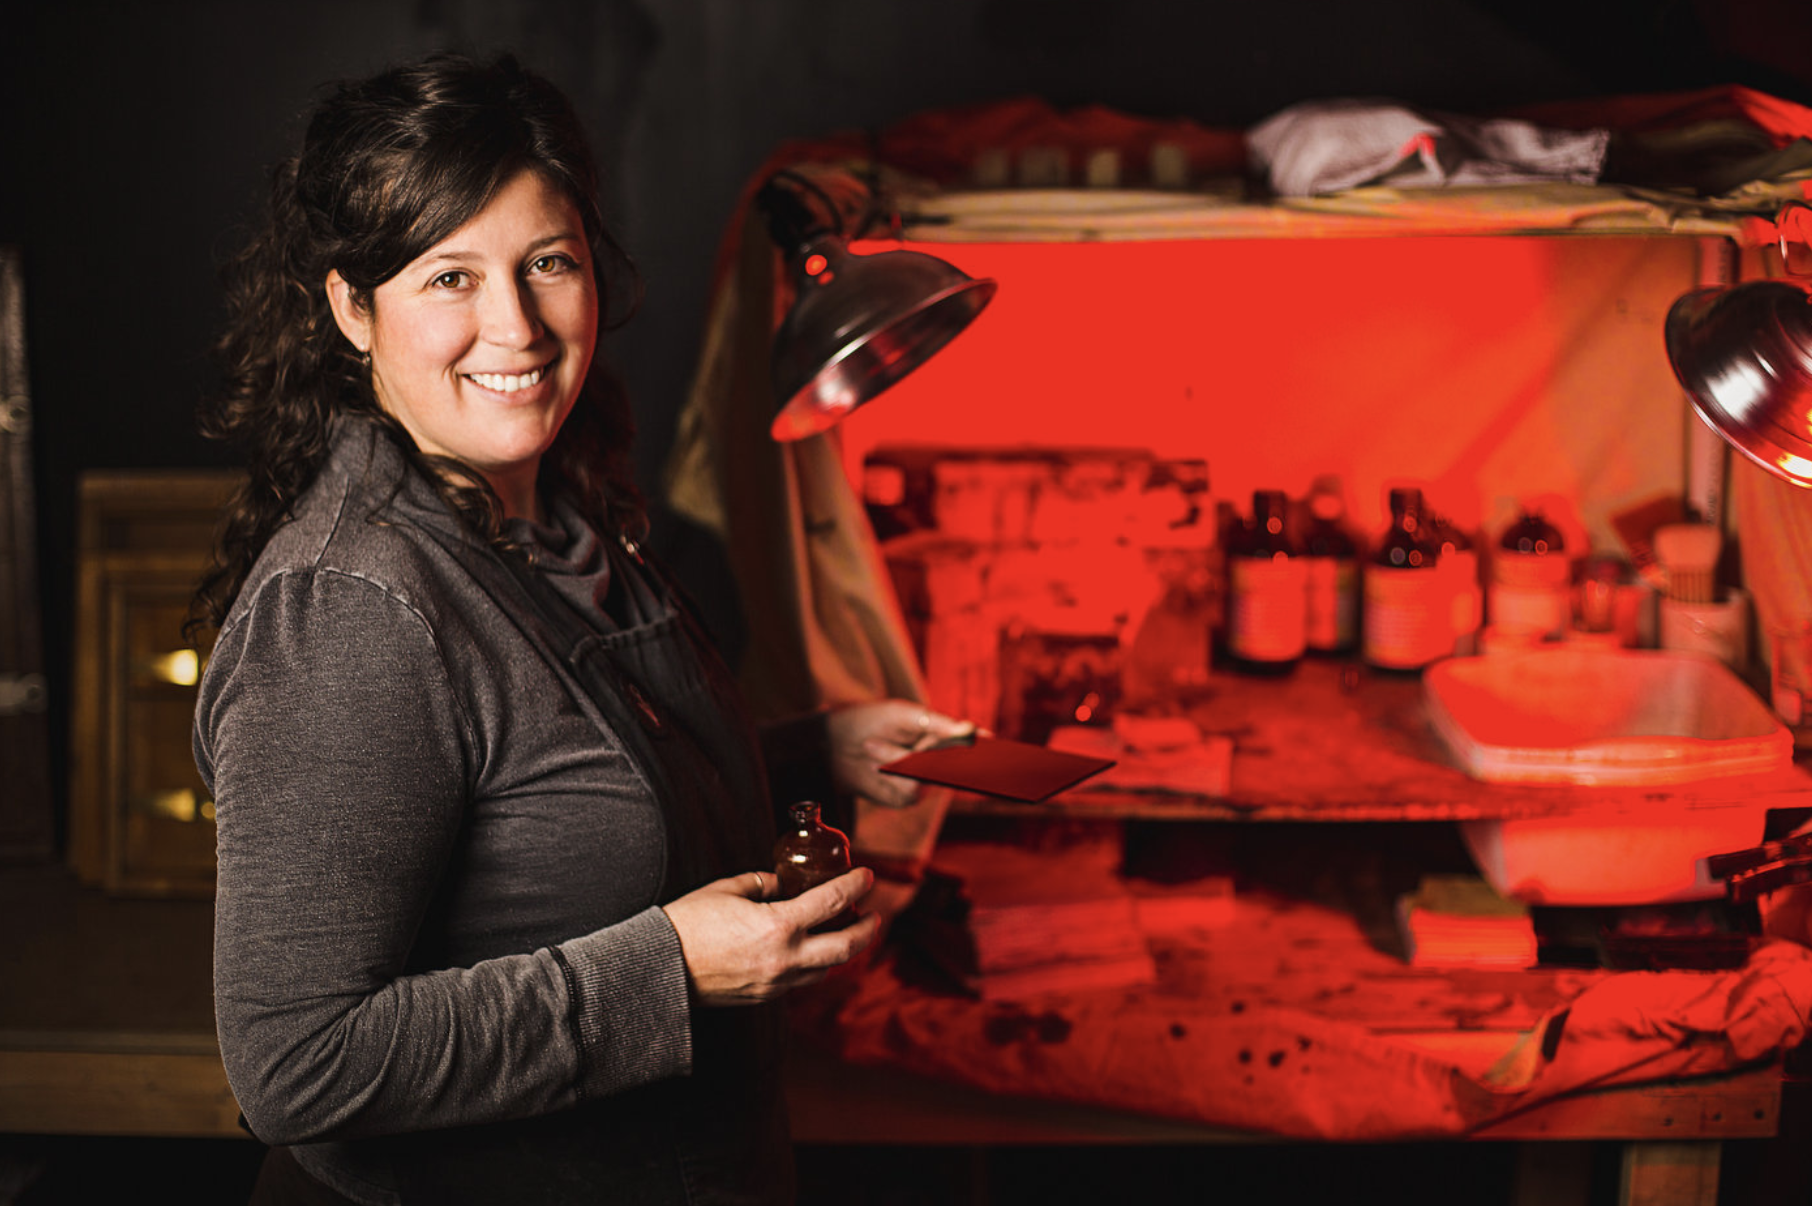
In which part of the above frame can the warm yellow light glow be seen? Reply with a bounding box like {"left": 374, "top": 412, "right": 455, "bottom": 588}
{"left": 144, "top": 789, "right": 214, "bottom": 823}
{"left": 149, "top": 649, "right": 201, "bottom": 686}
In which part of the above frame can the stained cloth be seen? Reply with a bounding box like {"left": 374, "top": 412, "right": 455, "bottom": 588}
{"left": 807, "top": 878, "right": 1812, "bottom": 1140}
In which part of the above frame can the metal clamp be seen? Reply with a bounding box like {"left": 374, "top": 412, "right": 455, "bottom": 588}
{"left": 0, "top": 672, "right": 46, "bottom": 716}
{"left": 1708, "top": 830, "right": 1812, "bottom": 901}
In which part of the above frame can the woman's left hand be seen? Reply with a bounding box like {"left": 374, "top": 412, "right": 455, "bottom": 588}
{"left": 826, "top": 700, "right": 974, "bottom": 808}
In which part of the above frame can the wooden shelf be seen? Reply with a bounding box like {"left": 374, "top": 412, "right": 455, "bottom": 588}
{"left": 953, "top": 656, "right": 1812, "bottom": 823}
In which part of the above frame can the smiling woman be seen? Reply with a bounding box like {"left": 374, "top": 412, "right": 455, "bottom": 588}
{"left": 186, "top": 51, "right": 968, "bottom": 1206}
{"left": 192, "top": 54, "right": 644, "bottom": 629}
{"left": 323, "top": 170, "right": 599, "bottom": 521}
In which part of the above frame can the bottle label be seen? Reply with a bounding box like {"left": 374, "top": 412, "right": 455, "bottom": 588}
{"left": 1489, "top": 583, "right": 1570, "bottom": 637}
{"left": 1364, "top": 566, "right": 1448, "bottom": 668}
{"left": 1229, "top": 555, "right": 1307, "bottom": 661}
{"left": 1495, "top": 551, "right": 1569, "bottom": 588}
{"left": 1305, "top": 556, "right": 1358, "bottom": 651}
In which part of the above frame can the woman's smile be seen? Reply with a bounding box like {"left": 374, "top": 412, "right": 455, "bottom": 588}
{"left": 463, "top": 362, "right": 553, "bottom": 395}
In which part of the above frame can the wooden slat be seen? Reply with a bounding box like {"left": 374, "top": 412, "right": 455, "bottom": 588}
{"left": 784, "top": 1043, "right": 1782, "bottom": 1146}
{"left": 893, "top": 184, "right": 1765, "bottom": 245}
{"left": 0, "top": 1048, "right": 244, "bottom": 1138}
{"left": 1472, "top": 1064, "right": 1780, "bottom": 1141}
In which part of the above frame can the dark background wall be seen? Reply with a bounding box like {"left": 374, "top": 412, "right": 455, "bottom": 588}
{"left": 3, "top": 0, "right": 1810, "bottom": 836}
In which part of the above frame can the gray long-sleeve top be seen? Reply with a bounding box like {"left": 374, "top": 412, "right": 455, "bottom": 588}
{"left": 195, "top": 422, "right": 751, "bottom": 1199}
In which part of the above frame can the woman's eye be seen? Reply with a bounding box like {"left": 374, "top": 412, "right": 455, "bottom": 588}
{"left": 529, "top": 253, "right": 576, "bottom": 275}
{"left": 430, "top": 270, "right": 470, "bottom": 289}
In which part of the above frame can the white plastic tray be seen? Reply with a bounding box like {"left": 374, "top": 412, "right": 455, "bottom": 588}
{"left": 1423, "top": 647, "right": 1790, "bottom": 786}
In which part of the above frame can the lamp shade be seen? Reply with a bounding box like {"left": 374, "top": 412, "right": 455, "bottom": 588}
{"left": 769, "top": 232, "right": 997, "bottom": 442}
{"left": 1666, "top": 281, "right": 1812, "bottom": 488}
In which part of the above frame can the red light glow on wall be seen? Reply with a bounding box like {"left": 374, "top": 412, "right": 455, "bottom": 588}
{"left": 840, "top": 235, "right": 1696, "bottom": 546}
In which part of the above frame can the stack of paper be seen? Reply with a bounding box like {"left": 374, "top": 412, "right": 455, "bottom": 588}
{"left": 902, "top": 831, "right": 1157, "bottom": 1000}
{"left": 1395, "top": 874, "right": 1537, "bottom": 969}
{"left": 962, "top": 893, "right": 1157, "bottom": 999}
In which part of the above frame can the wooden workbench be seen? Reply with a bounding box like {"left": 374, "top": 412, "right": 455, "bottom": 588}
{"left": 1, "top": 658, "right": 1806, "bottom": 1205}
{"left": 957, "top": 655, "right": 1812, "bottom": 824}
{"left": 819, "top": 655, "right": 1812, "bottom": 1205}
{"left": 0, "top": 858, "right": 1790, "bottom": 1206}
{"left": 784, "top": 840, "right": 1786, "bottom": 1205}
{"left": 0, "top": 850, "right": 1784, "bottom": 1206}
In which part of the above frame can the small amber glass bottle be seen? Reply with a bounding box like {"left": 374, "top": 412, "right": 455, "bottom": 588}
{"left": 1226, "top": 488, "right": 1306, "bottom": 675}
{"left": 1363, "top": 487, "right": 1446, "bottom": 671}
{"left": 773, "top": 801, "right": 855, "bottom": 929}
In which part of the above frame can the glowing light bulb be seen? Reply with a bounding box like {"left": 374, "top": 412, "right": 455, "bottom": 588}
{"left": 149, "top": 649, "right": 200, "bottom": 686}
{"left": 145, "top": 789, "right": 199, "bottom": 822}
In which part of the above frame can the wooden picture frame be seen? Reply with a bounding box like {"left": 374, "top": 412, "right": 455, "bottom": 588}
{"left": 69, "top": 472, "right": 239, "bottom": 896}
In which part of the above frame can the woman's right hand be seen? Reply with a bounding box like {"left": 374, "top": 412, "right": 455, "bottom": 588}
{"left": 661, "top": 867, "right": 880, "bottom": 1006}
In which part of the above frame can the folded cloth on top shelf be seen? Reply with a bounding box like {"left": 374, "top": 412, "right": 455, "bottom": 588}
{"left": 1249, "top": 98, "right": 1611, "bottom": 197}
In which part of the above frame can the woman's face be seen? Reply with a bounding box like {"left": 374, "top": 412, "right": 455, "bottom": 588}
{"left": 327, "top": 169, "right": 598, "bottom": 520}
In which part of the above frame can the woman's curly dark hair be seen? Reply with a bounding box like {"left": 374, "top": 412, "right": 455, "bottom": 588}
{"left": 190, "top": 51, "right": 643, "bottom": 634}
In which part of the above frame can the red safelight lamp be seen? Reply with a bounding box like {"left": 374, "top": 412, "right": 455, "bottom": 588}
{"left": 1666, "top": 202, "right": 1812, "bottom": 486}
{"left": 757, "top": 170, "right": 997, "bottom": 443}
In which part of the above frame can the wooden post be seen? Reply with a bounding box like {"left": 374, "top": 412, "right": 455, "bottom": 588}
{"left": 1619, "top": 1140, "right": 1720, "bottom": 1206}
{"left": 0, "top": 245, "right": 54, "bottom": 864}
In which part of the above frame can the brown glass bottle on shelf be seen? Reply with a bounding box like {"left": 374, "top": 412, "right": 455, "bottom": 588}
{"left": 1363, "top": 487, "right": 1447, "bottom": 672}
{"left": 1226, "top": 489, "right": 1306, "bottom": 675}
{"left": 773, "top": 800, "right": 856, "bottom": 930}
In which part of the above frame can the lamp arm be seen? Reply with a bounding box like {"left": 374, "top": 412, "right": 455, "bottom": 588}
{"left": 757, "top": 169, "right": 846, "bottom": 255}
